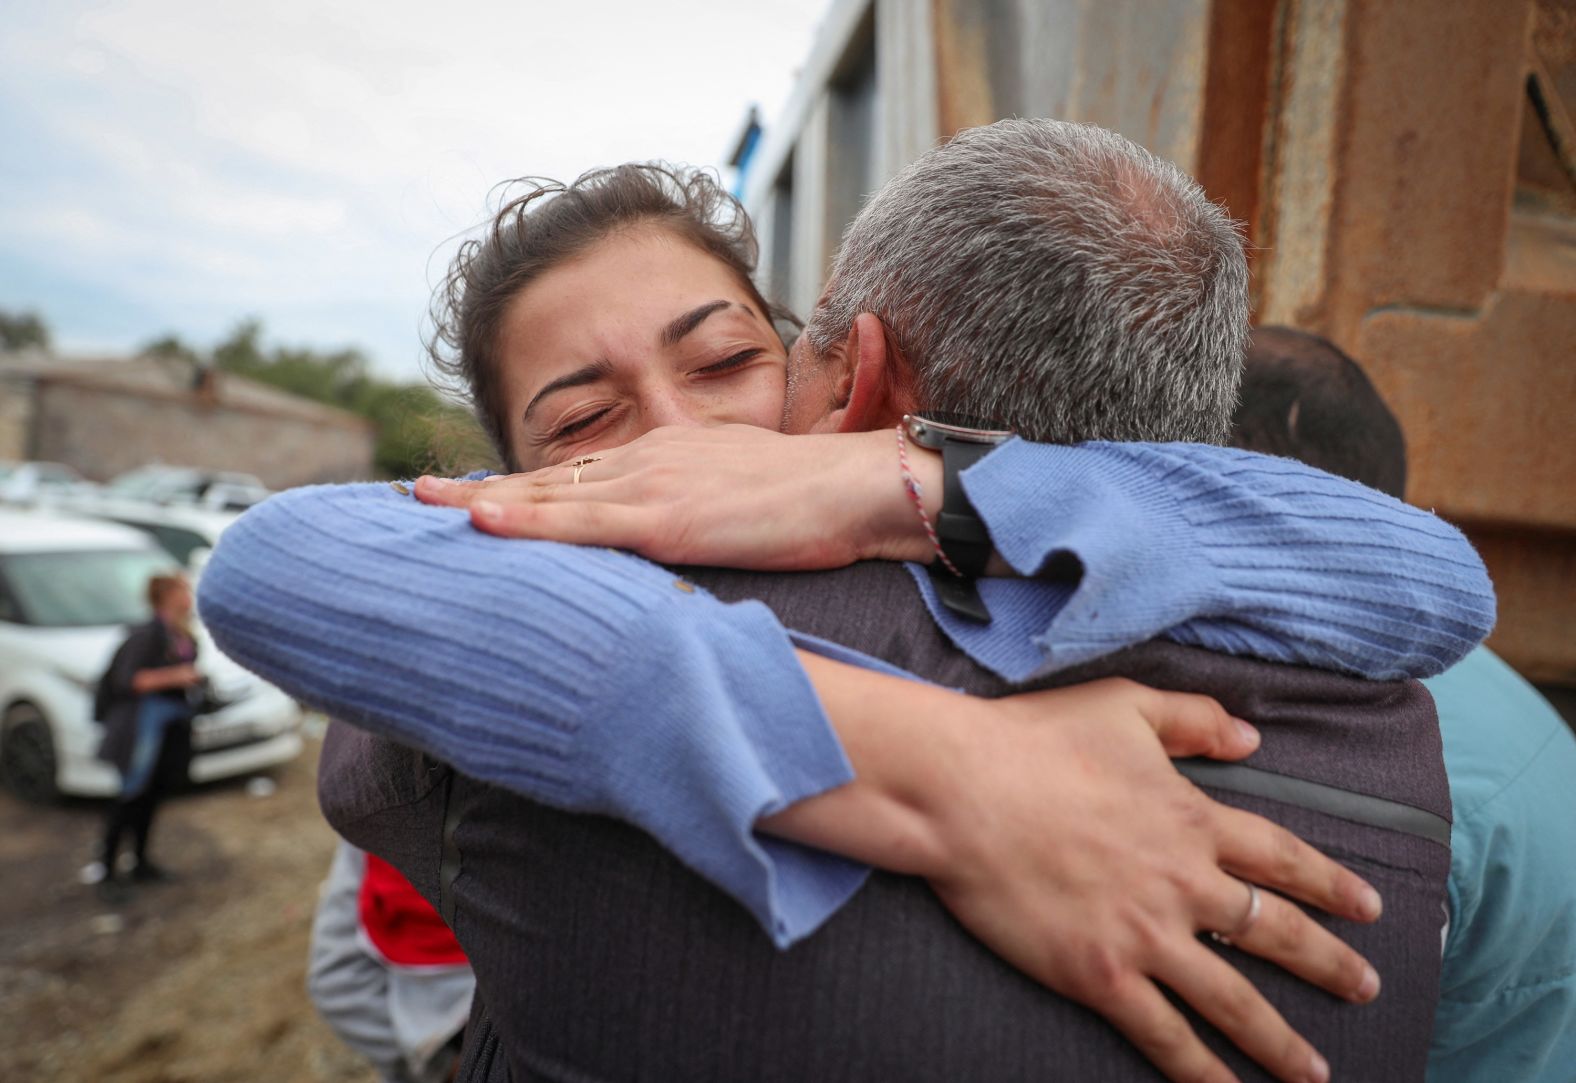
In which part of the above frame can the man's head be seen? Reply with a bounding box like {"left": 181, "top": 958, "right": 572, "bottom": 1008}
{"left": 1229, "top": 326, "right": 1407, "bottom": 499}
{"left": 784, "top": 118, "right": 1250, "bottom": 444}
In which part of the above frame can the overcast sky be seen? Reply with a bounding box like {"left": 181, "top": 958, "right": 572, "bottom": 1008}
{"left": 0, "top": 0, "right": 828, "bottom": 381}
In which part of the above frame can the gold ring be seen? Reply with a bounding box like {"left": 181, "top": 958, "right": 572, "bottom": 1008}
{"left": 570, "top": 456, "right": 602, "bottom": 484}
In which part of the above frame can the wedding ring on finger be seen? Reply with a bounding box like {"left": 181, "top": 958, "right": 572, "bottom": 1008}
{"left": 569, "top": 456, "right": 602, "bottom": 485}
{"left": 1210, "top": 881, "right": 1262, "bottom": 947}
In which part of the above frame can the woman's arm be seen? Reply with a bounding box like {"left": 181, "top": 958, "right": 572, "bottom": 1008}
{"left": 780, "top": 655, "right": 1377, "bottom": 1083}
{"left": 130, "top": 663, "right": 200, "bottom": 694}
{"left": 425, "top": 425, "right": 1496, "bottom": 680}
{"left": 199, "top": 482, "right": 860, "bottom": 946}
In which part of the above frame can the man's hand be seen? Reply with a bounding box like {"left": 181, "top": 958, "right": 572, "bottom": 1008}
{"left": 774, "top": 661, "right": 1378, "bottom": 1083}
{"left": 413, "top": 425, "right": 943, "bottom": 568}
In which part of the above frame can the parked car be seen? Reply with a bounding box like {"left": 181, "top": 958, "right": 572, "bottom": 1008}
{"left": 0, "top": 460, "right": 98, "bottom": 505}
{"left": 99, "top": 465, "right": 271, "bottom": 512}
{"left": 82, "top": 501, "right": 242, "bottom": 570}
{"left": 0, "top": 508, "right": 302, "bottom": 802}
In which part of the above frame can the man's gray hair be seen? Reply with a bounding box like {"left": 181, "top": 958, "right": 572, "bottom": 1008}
{"left": 803, "top": 118, "right": 1249, "bottom": 443}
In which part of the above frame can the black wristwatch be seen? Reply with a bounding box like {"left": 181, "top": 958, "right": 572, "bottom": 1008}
{"left": 903, "top": 413, "right": 1014, "bottom": 623}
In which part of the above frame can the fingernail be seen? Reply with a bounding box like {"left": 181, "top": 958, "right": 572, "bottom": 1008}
{"left": 1355, "top": 964, "right": 1380, "bottom": 1003}
{"left": 420, "top": 475, "right": 454, "bottom": 488}
{"left": 1234, "top": 718, "right": 1260, "bottom": 748}
{"left": 473, "top": 500, "right": 501, "bottom": 524}
{"left": 1358, "top": 885, "right": 1383, "bottom": 922}
{"left": 1307, "top": 1051, "right": 1330, "bottom": 1083}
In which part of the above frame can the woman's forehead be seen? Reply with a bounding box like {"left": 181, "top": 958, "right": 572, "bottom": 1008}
{"left": 510, "top": 230, "right": 756, "bottom": 335}
{"left": 497, "top": 231, "right": 769, "bottom": 385}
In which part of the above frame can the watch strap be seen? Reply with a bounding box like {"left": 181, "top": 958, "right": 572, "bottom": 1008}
{"left": 930, "top": 440, "right": 995, "bottom": 623}
{"left": 935, "top": 440, "right": 995, "bottom": 577}
{"left": 928, "top": 563, "right": 993, "bottom": 623}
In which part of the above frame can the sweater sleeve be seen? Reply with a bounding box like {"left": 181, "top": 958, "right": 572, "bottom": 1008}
{"left": 197, "top": 483, "right": 865, "bottom": 947}
{"left": 911, "top": 440, "right": 1496, "bottom": 682}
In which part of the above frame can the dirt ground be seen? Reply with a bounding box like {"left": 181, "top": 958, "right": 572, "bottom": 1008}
{"left": 0, "top": 732, "right": 377, "bottom": 1083}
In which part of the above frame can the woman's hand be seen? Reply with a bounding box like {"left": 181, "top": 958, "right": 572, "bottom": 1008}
{"left": 414, "top": 425, "right": 945, "bottom": 569}
{"left": 772, "top": 661, "right": 1377, "bottom": 1083}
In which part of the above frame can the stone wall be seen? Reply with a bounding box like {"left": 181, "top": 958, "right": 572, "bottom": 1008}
{"left": 30, "top": 380, "right": 375, "bottom": 488}
{"left": 0, "top": 374, "right": 33, "bottom": 461}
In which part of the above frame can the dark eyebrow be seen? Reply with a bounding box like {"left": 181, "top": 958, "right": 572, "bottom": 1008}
{"left": 660, "top": 300, "right": 735, "bottom": 347}
{"left": 521, "top": 358, "right": 615, "bottom": 425}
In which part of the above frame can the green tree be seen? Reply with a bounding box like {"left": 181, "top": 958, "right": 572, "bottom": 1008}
{"left": 0, "top": 309, "right": 51, "bottom": 352}
{"left": 140, "top": 334, "right": 203, "bottom": 367}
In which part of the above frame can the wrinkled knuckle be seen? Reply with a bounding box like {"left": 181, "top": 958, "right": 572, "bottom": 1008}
{"left": 631, "top": 468, "right": 661, "bottom": 500}
{"left": 1271, "top": 829, "right": 1305, "bottom": 879}
{"left": 1111, "top": 676, "right": 1151, "bottom": 703}
{"left": 1173, "top": 789, "right": 1213, "bottom": 834}
{"left": 650, "top": 461, "right": 683, "bottom": 493}
{"left": 1130, "top": 912, "right": 1172, "bottom": 958}
{"left": 1072, "top": 942, "right": 1129, "bottom": 1004}
{"left": 1211, "top": 980, "right": 1257, "bottom": 1034}
{"left": 1143, "top": 1011, "right": 1193, "bottom": 1059}
{"left": 1173, "top": 865, "right": 1215, "bottom": 909}
{"left": 1272, "top": 909, "right": 1308, "bottom": 955}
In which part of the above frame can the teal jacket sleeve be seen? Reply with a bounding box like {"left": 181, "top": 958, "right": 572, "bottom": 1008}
{"left": 1424, "top": 648, "right": 1576, "bottom": 1083}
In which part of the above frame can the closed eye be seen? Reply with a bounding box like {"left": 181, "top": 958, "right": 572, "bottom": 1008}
{"left": 548, "top": 406, "right": 613, "bottom": 441}
{"left": 694, "top": 348, "right": 764, "bottom": 376}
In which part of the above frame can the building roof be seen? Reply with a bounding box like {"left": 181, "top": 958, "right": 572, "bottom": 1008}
{"left": 0, "top": 352, "right": 373, "bottom": 431}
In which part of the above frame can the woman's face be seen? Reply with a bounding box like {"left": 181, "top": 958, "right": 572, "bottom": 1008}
{"left": 162, "top": 581, "right": 193, "bottom": 619}
{"left": 494, "top": 227, "right": 789, "bottom": 470}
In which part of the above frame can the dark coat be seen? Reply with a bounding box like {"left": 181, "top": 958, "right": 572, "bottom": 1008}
{"left": 322, "top": 560, "right": 1452, "bottom": 1083}
{"left": 95, "top": 618, "right": 196, "bottom": 775}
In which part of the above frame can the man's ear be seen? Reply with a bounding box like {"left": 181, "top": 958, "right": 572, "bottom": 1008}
{"left": 826, "top": 312, "right": 916, "bottom": 433}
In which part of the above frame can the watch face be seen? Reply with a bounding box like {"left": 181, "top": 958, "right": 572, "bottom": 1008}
{"left": 904, "top": 413, "right": 1014, "bottom": 448}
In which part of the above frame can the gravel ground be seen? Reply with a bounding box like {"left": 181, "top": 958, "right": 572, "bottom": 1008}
{"left": 0, "top": 734, "right": 377, "bottom": 1083}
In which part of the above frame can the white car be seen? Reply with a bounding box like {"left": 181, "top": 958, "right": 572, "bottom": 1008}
{"left": 99, "top": 465, "right": 271, "bottom": 513}
{"left": 0, "top": 460, "right": 98, "bottom": 505}
{"left": 81, "top": 500, "right": 241, "bottom": 571}
{"left": 0, "top": 508, "right": 302, "bottom": 801}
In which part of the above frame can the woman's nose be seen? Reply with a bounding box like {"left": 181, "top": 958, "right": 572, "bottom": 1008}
{"left": 640, "top": 388, "right": 708, "bottom": 429}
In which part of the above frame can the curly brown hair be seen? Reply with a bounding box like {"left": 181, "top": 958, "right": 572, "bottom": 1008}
{"left": 426, "top": 164, "right": 786, "bottom": 469}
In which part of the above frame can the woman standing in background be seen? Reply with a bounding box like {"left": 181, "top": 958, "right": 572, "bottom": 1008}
{"left": 88, "top": 573, "right": 202, "bottom": 889}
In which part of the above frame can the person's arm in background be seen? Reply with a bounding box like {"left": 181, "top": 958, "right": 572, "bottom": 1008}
{"left": 1422, "top": 649, "right": 1576, "bottom": 1083}
{"left": 432, "top": 427, "right": 1496, "bottom": 682}
{"left": 105, "top": 624, "right": 197, "bottom": 697}
{"left": 129, "top": 663, "right": 201, "bottom": 694}
{"left": 307, "top": 841, "right": 407, "bottom": 1083}
{"left": 202, "top": 481, "right": 1379, "bottom": 1083}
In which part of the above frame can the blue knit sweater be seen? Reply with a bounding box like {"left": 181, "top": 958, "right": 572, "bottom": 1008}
{"left": 918, "top": 440, "right": 1493, "bottom": 680}
{"left": 198, "top": 440, "right": 1494, "bottom": 945}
